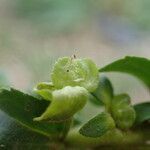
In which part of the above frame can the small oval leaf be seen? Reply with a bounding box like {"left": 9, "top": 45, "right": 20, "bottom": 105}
{"left": 134, "top": 102, "right": 150, "bottom": 125}
{"left": 79, "top": 112, "right": 115, "bottom": 137}
{"left": 91, "top": 77, "right": 113, "bottom": 108}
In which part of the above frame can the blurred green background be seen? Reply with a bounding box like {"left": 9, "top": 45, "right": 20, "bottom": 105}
{"left": 0, "top": 0, "right": 150, "bottom": 103}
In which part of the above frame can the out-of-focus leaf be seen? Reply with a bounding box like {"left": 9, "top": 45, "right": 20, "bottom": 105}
{"left": 91, "top": 77, "right": 113, "bottom": 108}
{"left": 79, "top": 112, "right": 115, "bottom": 137}
{"left": 0, "top": 88, "right": 67, "bottom": 137}
{"left": 15, "top": 0, "right": 89, "bottom": 34}
{"left": 89, "top": 93, "right": 103, "bottom": 106}
{"left": 100, "top": 56, "right": 150, "bottom": 88}
{"left": 0, "top": 111, "right": 52, "bottom": 150}
{"left": 134, "top": 102, "right": 150, "bottom": 125}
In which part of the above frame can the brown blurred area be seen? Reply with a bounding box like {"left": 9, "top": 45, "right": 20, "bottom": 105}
{"left": 0, "top": 0, "right": 150, "bottom": 103}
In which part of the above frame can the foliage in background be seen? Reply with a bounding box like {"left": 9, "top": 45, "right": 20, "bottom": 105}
{"left": 13, "top": 0, "right": 150, "bottom": 33}
{"left": 14, "top": 0, "right": 90, "bottom": 34}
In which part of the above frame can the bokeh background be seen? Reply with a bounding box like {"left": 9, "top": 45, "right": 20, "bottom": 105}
{"left": 0, "top": 0, "right": 150, "bottom": 104}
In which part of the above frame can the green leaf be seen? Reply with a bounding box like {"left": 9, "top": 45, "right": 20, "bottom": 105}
{"left": 0, "top": 88, "right": 67, "bottom": 137}
{"left": 0, "top": 111, "right": 51, "bottom": 150}
{"left": 79, "top": 112, "right": 115, "bottom": 137}
{"left": 34, "top": 86, "right": 88, "bottom": 122}
{"left": 134, "top": 102, "right": 150, "bottom": 125}
{"left": 88, "top": 93, "right": 103, "bottom": 106}
{"left": 91, "top": 77, "right": 113, "bottom": 109}
{"left": 99, "top": 56, "right": 150, "bottom": 88}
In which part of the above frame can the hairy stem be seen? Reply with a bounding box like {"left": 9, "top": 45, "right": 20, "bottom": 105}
{"left": 59, "top": 118, "right": 73, "bottom": 141}
{"left": 65, "top": 127, "right": 143, "bottom": 148}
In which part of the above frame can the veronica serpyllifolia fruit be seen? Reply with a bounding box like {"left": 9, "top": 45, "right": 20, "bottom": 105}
{"left": 51, "top": 57, "right": 99, "bottom": 92}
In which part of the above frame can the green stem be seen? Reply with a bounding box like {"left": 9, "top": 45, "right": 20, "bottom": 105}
{"left": 60, "top": 118, "right": 73, "bottom": 141}
{"left": 66, "top": 127, "right": 143, "bottom": 148}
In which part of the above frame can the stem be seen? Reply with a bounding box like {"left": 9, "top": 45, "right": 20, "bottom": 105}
{"left": 66, "top": 127, "right": 143, "bottom": 148}
{"left": 60, "top": 118, "right": 73, "bottom": 141}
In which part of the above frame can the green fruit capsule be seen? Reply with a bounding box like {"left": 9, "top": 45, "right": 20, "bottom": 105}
{"left": 51, "top": 57, "right": 99, "bottom": 92}
{"left": 33, "top": 82, "right": 55, "bottom": 101}
{"left": 34, "top": 86, "right": 89, "bottom": 122}
{"left": 111, "top": 94, "right": 136, "bottom": 130}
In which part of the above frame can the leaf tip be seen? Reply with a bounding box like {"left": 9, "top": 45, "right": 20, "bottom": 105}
{"left": 33, "top": 117, "right": 42, "bottom": 122}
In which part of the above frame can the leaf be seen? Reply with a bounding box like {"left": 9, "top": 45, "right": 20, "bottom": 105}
{"left": 99, "top": 56, "right": 150, "bottom": 88}
{"left": 88, "top": 93, "right": 103, "bottom": 106}
{"left": 0, "top": 88, "right": 67, "bottom": 137}
{"left": 134, "top": 102, "right": 150, "bottom": 125}
{"left": 79, "top": 112, "right": 115, "bottom": 137}
{"left": 91, "top": 77, "right": 113, "bottom": 108}
{"left": 0, "top": 111, "right": 51, "bottom": 150}
{"left": 34, "top": 86, "right": 88, "bottom": 122}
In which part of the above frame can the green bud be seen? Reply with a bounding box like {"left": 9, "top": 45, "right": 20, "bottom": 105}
{"left": 111, "top": 94, "right": 136, "bottom": 130}
{"left": 33, "top": 82, "right": 55, "bottom": 101}
{"left": 114, "top": 105, "right": 136, "bottom": 130}
{"left": 51, "top": 57, "right": 99, "bottom": 92}
{"left": 34, "top": 86, "right": 89, "bottom": 122}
